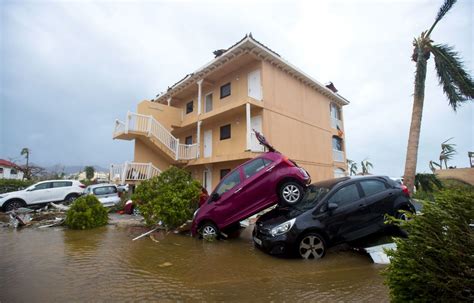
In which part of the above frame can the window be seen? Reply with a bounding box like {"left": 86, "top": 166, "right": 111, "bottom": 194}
{"left": 220, "top": 83, "right": 231, "bottom": 99}
{"left": 52, "top": 181, "right": 72, "bottom": 188}
{"left": 205, "top": 93, "right": 213, "bottom": 112}
{"left": 93, "top": 186, "right": 117, "bottom": 196}
{"left": 34, "top": 182, "right": 52, "bottom": 191}
{"left": 334, "top": 168, "right": 346, "bottom": 178}
{"left": 360, "top": 180, "right": 387, "bottom": 197}
{"left": 220, "top": 124, "right": 231, "bottom": 140}
{"left": 0, "top": 168, "right": 3, "bottom": 174}
{"left": 186, "top": 101, "right": 193, "bottom": 114}
{"left": 10, "top": 169, "right": 17, "bottom": 175}
{"left": 328, "top": 183, "right": 360, "bottom": 208}
{"left": 220, "top": 169, "right": 231, "bottom": 180}
{"left": 263, "top": 158, "right": 273, "bottom": 166}
{"left": 216, "top": 169, "right": 241, "bottom": 196}
{"left": 185, "top": 136, "right": 193, "bottom": 145}
{"left": 332, "top": 136, "right": 343, "bottom": 151}
{"left": 330, "top": 103, "right": 341, "bottom": 120}
{"left": 243, "top": 158, "right": 267, "bottom": 178}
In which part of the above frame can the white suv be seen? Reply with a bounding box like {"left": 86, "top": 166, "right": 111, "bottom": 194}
{"left": 0, "top": 180, "right": 85, "bottom": 211}
{"left": 84, "top": 184, "right": 121, "bottom": 207}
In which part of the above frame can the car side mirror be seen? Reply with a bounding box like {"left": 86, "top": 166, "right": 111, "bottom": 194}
{"left": 328, "top": 202, "right": 338, "bottom": 211}
{"left": 210, "top": 192, "right": 220, "bottom": 202}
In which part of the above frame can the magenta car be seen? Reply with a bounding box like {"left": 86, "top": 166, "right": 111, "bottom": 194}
{"left": 191, "top": 131, "right": 311, "bottom": 239}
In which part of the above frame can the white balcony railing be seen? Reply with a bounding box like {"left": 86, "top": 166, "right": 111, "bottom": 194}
{"left": 113, "top": 112, "right": 197, "bottom": 160}
{"left": 109, "top": 162, "right": 161, "bottom": 184}
{"left": 333, "top": 150, "right": 345, "bottom": 163}
{"left": 331, "top": 117, "right": 343, "bottom": 129}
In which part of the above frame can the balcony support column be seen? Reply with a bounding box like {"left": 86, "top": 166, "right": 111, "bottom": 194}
{"left": 197, "top": 79, "right": 203, "bottom": 115}
{"left": 167, "top": 97, "right": 172, "bottom": 106}
{"left": 196, "top": 120, "right": 202, "bottom": 158}
{"left": 246, "top": 103, "right": 251, "bottom": 151}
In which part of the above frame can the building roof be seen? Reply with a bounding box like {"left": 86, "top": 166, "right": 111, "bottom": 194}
{"left": 0, "top": 159, "right": 19, "bottom": 168}
{"left": 153, "top": 34, "right": 350, "bottom": 106}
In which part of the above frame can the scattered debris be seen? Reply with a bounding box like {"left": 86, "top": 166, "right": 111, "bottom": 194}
{"left": 50, "top": 202, "right": 70, "bottom": 211}
{"left": 158, "top": 262, "right": 172, "bottom": 268}
{"left": 364, "top": 243, "right": 397, "bottom": 264}
{"left": 132, "top": 227, "right": 160, "bottom": 241}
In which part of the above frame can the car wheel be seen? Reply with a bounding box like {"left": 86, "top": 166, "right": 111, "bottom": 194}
{"left": 279, "top": 182, "right": 303, "bottom": 205}
{"left": 297, "top": 233, "right": 326, "bottom": 260}
{"left": 64, "top": 194, "right": 79, "bottom": 205}
{"left": 4, "top": 199, "right": 26, "bottom": 212}
{"left": 396, "top": 208, "right": 412, "bottom": 221}
{"left": 200, "top": 222, "right": 219, "bottom": 241}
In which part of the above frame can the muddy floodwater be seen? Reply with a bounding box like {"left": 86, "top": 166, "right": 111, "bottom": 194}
{"left": 0, "top": 225, "right": 389, "bottom": 302}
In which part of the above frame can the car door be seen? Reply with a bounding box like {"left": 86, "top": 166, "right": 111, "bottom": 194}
{"left": 322, "top": 182, "right": 371, "bottom": 242}
{"left": 209, "top": 168, "right": 244, "bottom": 228}
{"left": 360, "top": 179, "right": 398, "bottom": 225}
{"left": 237, "top": 158, "right": 275, "bottom": 218}
{"left": 26, "top": 182, "right": 53, "bottom": 204}
{"left": 51, "top": 181, "right": 72, "bottom": 201}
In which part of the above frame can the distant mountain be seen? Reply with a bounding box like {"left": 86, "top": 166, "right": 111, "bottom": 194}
{"left": 44, "top": 165, "right": 108, "bottom": 174}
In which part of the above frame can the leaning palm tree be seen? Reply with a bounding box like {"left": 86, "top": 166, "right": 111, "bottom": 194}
{"left": 361, "top": 159, "right": 373, "bottom": 175}
{"left": 347, "top": 159, "right": 358, "bottom": 176}
{"left": 439, "top": 137, "right": 457, "bottom": 168}
{"left": 403, "top": 0, "right": 474, "bottom": 192}
{"left": 20, "top": 148, "right": 30, "bottom": 180}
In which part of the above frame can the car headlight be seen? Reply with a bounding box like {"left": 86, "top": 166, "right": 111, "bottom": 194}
{"left": 193, "top": 208, "right": 199, "bottom": 220}
{"left": 270, "top": 218, "right": 296, "bottom": 237}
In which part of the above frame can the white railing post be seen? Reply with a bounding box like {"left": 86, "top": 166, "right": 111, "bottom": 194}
{"left": 125, "top": 111, "right": 130, "bottom": 134}
{"left": 246, "top": 103, "right": 251, "bottom": 150}
{"left": 147, "top": 115, "right": 152, "bottom": 137}
{"left": 147, "top": 162, "right": 152, "bottom": 178}
{"left": 175, "top": 138, "right": 180, "bottom": 160}
{"left": 122, "top": 161, "right": 128, "bottom": 184}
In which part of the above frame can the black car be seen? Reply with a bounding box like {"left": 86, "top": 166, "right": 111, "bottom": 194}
{"left": 253, "top": 176, "right": 415, "bottom": 259}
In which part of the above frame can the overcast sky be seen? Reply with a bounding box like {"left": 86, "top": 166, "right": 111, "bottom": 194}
{"left": 1, "top": 0, "right": 472, "bottom": 176}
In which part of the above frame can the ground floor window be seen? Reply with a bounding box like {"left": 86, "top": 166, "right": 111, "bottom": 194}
{"left": 220, "top": 124, "right": 231, "bottom": 140}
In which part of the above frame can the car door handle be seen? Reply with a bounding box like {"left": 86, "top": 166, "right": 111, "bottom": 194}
{"left": 234, "top": 188, "right": 242, "bottom": 194}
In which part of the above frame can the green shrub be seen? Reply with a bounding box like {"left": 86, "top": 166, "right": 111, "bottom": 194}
{"left": 132, "top": 166, "right": 201, "bottom": 228}
{"left": 65, "top": 195, "right": 109, "bottom": 230}
{"left": 0, "top": 179, "right": 34, "bottom": 194}
{"left": 384, "top": 188, "right": 474, "bottom": 302}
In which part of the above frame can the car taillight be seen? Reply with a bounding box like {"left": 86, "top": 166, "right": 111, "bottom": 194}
{"left": 401, "top": 185, "right": 410, "bottom": 197}
{"left": 79, "top": 184, "right": 86, "bottom": 189}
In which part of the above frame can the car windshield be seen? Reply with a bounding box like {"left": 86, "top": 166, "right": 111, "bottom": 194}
{"left": 294, "top": 185, "right": 330, "bottom": 210}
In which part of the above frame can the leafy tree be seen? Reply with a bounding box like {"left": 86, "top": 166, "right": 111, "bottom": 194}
{"left": 414, "top": 173, "right": 443, "bottom": 192}
{"left": 132, "top": 166, "right": 201, "bottom": 228}
{"left": 347, "top": 159, "right": 358, "bottom": 176}
{"left": 360, "top": 159, "right": 373, "bottom": 175}
{"left": 439, "top": 137, "right": 457, "bottom": 169}
{"left": 384, "top": 188, "right": 474, "bottom": 302}
{"left": 84, "top": 166, "right": 95, "bottom": 180}
{"left": 403, "top": 0, "right": 474, "bottom": 192}
{"left": 65, "top": 195, "right": 108, "bottom": 230}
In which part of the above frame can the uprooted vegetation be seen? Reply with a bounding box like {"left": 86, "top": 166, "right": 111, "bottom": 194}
{"left": 65, "top": 195, "right": 109, "bottom": 230}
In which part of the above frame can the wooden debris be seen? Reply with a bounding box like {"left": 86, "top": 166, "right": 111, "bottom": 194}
{"left": 132, "top": 227, "right": 159, "bottom": 241}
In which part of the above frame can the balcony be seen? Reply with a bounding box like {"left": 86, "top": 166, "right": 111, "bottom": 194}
{"left": 109, "top": 162, "right": 161, "bottom": 184}
{"left": 114, "top": 112, "right": 198, "bottom": 161}
{"left": 333, "top": 150, "right": 345, "bottom": 163}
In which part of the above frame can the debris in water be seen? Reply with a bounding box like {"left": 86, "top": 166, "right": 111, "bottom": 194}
{"left": 364, "top": 243, "right": 397, "bottom": 264}
{"left": 132, "top": 227, "right": 160, "bottom": 241}
{"left": 158, "top": 262, "right": 172, "bottom": 268}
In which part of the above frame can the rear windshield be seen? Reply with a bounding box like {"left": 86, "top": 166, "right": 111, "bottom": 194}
{"left": 295, "top": 185, "right": 331, "bottom": 210}
{"left": 93, "top": 186, "right": 117, "bottom": 195}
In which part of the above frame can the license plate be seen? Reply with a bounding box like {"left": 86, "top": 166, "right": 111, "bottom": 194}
{"left": 253, "top": 236, "right": 262, "bottom": 246}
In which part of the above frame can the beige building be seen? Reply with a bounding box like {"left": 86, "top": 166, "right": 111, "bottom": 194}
{"left": 111, "top": 34, "right": 349, "bottom": 192}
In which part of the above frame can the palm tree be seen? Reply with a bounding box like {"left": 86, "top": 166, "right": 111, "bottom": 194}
{"left": 361, "top": 159, "right": 373, "bottom": 175}
{"left": 20, "top": 148, "right": 30, "bottom": 180}
{"left": 403, "top": 0, "right": 474, "bottom": 192}
{"left": 347, "top": 159, "right": 358, "bottom": 176}
{"left": 439, "top": 137, "right": 457, "bottom": 168}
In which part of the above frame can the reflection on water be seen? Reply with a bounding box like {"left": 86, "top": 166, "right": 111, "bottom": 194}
{"left": 0, "top": 226, "right": 388, "bottom": 302}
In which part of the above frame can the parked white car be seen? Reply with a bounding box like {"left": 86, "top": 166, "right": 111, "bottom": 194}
{"left": 84, "top": 184, "right": 121, "bottom": 207}
{"left": 0, "top": 180, "right": 85, "bottom": 211}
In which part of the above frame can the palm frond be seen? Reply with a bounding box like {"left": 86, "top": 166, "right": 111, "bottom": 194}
{"left": 415, "top": 173, "right": 443, "bottom": 192}
{"left": 430, "top": 44, "right": 474, "bottom": 111}
{"left": 427, "top": 0, "right": 457, "bottom": 36}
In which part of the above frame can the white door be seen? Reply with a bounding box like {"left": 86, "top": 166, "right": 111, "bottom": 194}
{"left": 203, "top": 169, "right": 212, "bottom": 193}
{"left": 204, "top": 130, "right": 212, "bottom": 158}
{"left": 248, "top": 70, "right": 262, "bottom": 101}
{"left": 250, "top": 115, "right": 264, "bottom": 152}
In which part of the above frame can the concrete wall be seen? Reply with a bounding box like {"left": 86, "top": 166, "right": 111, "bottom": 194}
{"left": 137, "top": 100, "right": 181, "bottom": 131}
{"left": 133, "top": 139, "right": 174, "bottom": 172}
{"left": 436, "top": 168, "right": 474, "bottom": 186}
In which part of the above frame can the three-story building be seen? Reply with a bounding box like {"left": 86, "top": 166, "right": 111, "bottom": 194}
{"left": 111, "top": 34, "right": 349, "bottom": 193}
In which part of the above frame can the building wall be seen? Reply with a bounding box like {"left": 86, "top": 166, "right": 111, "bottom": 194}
{"left": 0, "top": 166, "right": 24, "bottom": 180}
{"left": 136, "top": 100, "right": 181, "bottom": 131}
{"left": 133, "top": 139, "right": 174, "bottom": 172}
{"left": 436, "top": 168, "right": 474, "bottom": 186}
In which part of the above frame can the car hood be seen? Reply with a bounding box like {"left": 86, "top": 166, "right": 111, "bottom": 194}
{"left": 257, "top": 206, "right": 304, "bottom": 228}
{"left": 0, "top": 190, "right": 24, "bottom": 197}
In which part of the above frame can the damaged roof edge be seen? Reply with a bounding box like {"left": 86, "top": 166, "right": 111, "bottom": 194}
{"left": 153, "top": 34, "right": 349, "bottom": 106}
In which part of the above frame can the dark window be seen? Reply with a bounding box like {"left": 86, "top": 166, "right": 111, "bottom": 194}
{"left": 220, "top": 169, "right": 231, "bottom": 180}
{"left": 185, "top": 136, "right": 193, "bottom": 145}
{"left": 332, "top": 136, "right": 343, "bottom": 151}
{"left": 216, "top": 169, "right": 241, "bottom": 196}
{"left": 0, "top": 168, "right": 3, "bottom": 173}
{"left": 10, "top": 169, "right": 17, "bottom": 175}
{"left": 220, "top": 124, "right": 231, "bottom": 140}
{"left": 328, "top": 183, "right": 360, "bottom": 208}
{"left": 220, "top": 83, "right": 231, "bottom": 99}
{"left": 52, "top": 181, "right": 72, "bottom": 188}
{"left": 186, "top": 101, "right": 193, "bottom": 114}
{"left": 243, "top": 158, "right": 267, "bottom": 179}
{"left": 93, "top": 186, "right": 117, "bottom": 196}
{"left": 34, "top": 182, "right": 52, "bottom": 191}
{"left": 360, "top": 180, "right": 387, "bottom": 197}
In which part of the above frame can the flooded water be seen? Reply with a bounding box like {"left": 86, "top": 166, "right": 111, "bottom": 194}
{"left": 0, "top": 225, "right": 389, "bottom": 302}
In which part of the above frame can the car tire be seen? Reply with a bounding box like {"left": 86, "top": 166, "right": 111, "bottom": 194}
{"left": 200, "top": 222, "right": 219, "bottom": 241}
{"left": 64, "top": 194, "right": 79, "bottom": 205}
{"left": 279, "top": 181, "right": 304, "bottom": 206}
{"left": 396, "top": 208, "right": 412, "bottom": 221}
{"left": 297, "top": 232, "right": 327, "bottom": 260}
{"left": 4, "top": 199, "right": 26, "bottom": 212}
